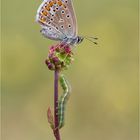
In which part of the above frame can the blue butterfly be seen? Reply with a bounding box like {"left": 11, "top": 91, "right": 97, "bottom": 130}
{"left": 36, "top": 0, "right": 97, "bottom": 46}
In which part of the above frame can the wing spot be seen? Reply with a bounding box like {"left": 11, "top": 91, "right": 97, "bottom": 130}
{"left": 57, "top": 0, "right": 63, "bottom": 6}
{"left": 49, "top": 27, "right": 52, "bottom": 30}
{"left": 52, "top": 0, "right": 57, "bottom": 4}
{"left": 56, "top": 7, "right": 59, "bottom": 10}
{"left": 42, "top": 10, "right": 48, "bottom": 16}
{"left": 66, "top": 14, "right": 70, "bottom": 18}
{"left": 68, "top": 24, "right": 71, "bottom": 28}
{"left": 61, "top": 10, "right": 65, "bottom": 14}
{"left": 40, "top": 16, "right": 46, "bottom": 22}
{"left": 48, "top": 22, "right": 51, "bottom": 24}
{"left": 45, "top": 5, "right": 51, "bottom": 11}
{"left": 61, "top": 25, "right": 64, "bottom": 29}
{"left": 49, "top": 1, "right": 54, "bottom": 7}
{"left": 63, "top": 4, "right": 67, "bottom": 8}
{"left": 39, "top": 19, "right": 46, "bottom": 24}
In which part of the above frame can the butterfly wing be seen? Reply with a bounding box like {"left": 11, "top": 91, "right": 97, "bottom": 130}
{"left": 36, "top": 0, "right": 66, "bottom": 40}
{"left": 36, "top": 0, "right": 77, "bottom": 40}
{"left": 50, "top": 0, "right": 78, "bottom": 38}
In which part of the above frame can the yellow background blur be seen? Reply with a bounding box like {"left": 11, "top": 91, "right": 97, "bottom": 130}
{"left": 2, "top": 0, "right": 139, "bottom": 140}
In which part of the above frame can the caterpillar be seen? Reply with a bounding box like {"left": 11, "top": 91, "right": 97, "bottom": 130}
{"left": 58, "top": 74, "right": 71, "bottom": 129}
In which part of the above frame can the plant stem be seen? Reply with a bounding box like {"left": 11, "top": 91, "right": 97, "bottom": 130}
{"left": 54, "top": 70, "right": 61, "bottom": 140}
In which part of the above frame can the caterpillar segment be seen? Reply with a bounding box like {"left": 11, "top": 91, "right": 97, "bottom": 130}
{"left": 58, "top": 74, "right": 71, "bottom": 129}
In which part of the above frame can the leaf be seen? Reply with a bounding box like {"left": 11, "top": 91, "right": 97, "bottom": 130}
{"left": 47, "top": 107, "right": 54, "bottom": 129}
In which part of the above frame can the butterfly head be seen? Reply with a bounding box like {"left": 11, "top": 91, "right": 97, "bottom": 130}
{"left": 77, "top": 36, "right": 84, "bottom": 44}
{"left": 64, "top": 36, "right": 84, "bottom": 46}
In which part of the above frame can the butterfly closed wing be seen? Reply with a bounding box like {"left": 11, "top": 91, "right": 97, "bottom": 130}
{"left": 36, "top": 0, "right": 84, "bottom": 46}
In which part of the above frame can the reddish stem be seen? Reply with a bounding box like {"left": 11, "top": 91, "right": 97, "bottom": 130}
{"left": 53, "top": 70, "right": 61, "bottom": 140}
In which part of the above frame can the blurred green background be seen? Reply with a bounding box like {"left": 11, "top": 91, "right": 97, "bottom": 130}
{"left": 1, "top": 0, "right": 139, "bottom": 140}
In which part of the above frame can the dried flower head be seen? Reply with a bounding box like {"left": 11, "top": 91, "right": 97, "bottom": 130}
{"left": 45, "top": 43, "right": 74, "bottom": 71}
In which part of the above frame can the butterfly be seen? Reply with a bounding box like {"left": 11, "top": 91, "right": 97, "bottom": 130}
{"left": 36, "top": 0, "right": 97, "bottom": 46}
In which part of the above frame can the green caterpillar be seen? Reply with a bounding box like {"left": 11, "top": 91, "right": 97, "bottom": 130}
{"left": 58, "top": 74, "right": 71, "bottom": 129}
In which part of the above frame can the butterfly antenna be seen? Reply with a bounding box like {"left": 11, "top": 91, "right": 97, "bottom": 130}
{"left": 83, "top": 36, "right": 98, "bottom": 45}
